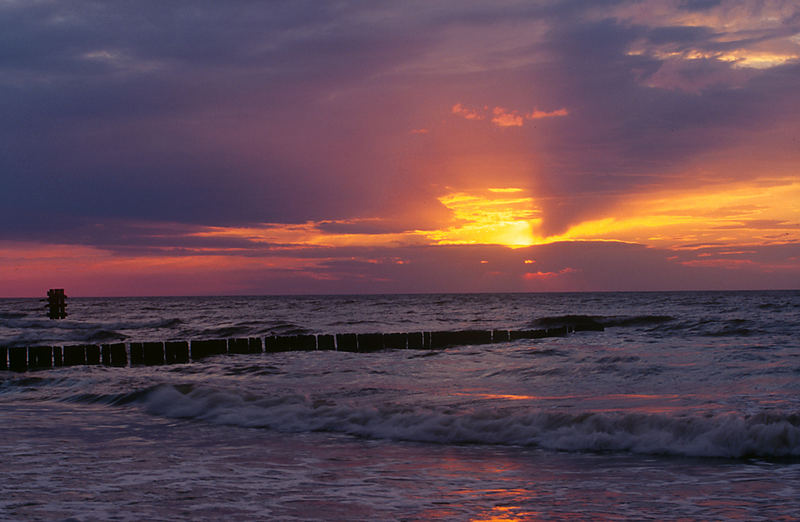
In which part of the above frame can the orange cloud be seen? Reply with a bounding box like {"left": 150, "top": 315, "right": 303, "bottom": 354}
{"left": 491, "top": 107, "right": 524, "bottom": 127}
{"left": 453, "top": 103, "right": 568, "bottom": 127}
{"left": 538, "top": 179, "right": 800, "bottom": 250}
{"left": 527, "top": 108, "right": 568, "bottom": 119}
{"left": 523, "top": 267, "right": 577, "bottom": 280}
{"left": 451, "top": 103, "right": 484, "bottom": 120}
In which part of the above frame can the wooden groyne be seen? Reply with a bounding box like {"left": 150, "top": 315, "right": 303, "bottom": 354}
{"left": 0, "top": 325, "right": 598, "bottom": 372}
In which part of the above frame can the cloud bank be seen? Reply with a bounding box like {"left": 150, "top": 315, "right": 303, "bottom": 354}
{"left": 1, "top": 0, "right": 798, "bottom": 295}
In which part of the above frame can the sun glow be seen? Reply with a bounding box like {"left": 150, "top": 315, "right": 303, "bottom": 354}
{"left": 177, "top": 178, "right": 800, "bottom": 258}
{"left": 185, "top": 187, "right": 545, "bottom": 251}
{"left": 423, "top": 189, "right": 538, "bottom": 248}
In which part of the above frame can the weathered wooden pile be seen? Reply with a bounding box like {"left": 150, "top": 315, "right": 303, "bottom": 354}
{"left": 1, "top": 324, "right": 602, "bottom": 372}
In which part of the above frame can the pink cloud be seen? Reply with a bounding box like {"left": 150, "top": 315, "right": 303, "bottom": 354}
{"left": 451, "top": 103, "right": 484, "bottom": 120}
{"left": 527, "top": 108, "right": 568, "bottom": 119}
{"left": 491, "top": 107, "right": 524, "bottom": 127}
{"left": 2, "top": 239, "right": 798, "bottom": 296}
{"left": 523, "top": 267, "right": 577, "bottom": 280}
{"left": 452, "top": 104, "right": 568, "bottom": 127}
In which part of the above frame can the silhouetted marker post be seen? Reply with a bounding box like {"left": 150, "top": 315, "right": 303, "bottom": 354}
{"left": 46, "top": 289, "right": 67, "bottom": 319}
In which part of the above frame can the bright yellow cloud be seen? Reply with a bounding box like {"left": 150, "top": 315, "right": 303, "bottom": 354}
{"left": 644, "top": 48, "right": 799, "bottom": 69}
{"left": 489, "top": 187, "right": 524, "bottom": 193}
{"left": 187, "top": 179, "right": 798, "bottom": 254}
{"left": 423, "top": 189, "right": 538, "bottom": 248}
{"left": 541, "top": 179, "right": 800, "bottom": 248}
{"left": 191, "top": 189, "right": 542, "bottom": 251}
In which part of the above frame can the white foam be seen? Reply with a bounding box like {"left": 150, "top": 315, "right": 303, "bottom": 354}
{"left": 140, "top": 385, "right": 800, "bottom": 458}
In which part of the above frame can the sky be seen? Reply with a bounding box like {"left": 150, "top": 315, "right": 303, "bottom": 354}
{"left": 1, "top": 0, "right": 799, "bottom": 296}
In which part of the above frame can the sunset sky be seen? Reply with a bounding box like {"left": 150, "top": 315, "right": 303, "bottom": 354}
{"left": 1, "top": 0, "right": 799, "bottom": 296}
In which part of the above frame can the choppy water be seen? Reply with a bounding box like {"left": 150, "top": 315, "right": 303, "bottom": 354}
{"left": 2, "top": 291, "right": 799, "bottom": 520}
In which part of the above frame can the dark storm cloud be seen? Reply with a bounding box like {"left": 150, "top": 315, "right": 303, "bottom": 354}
{"left": 0, "top": 0, "right": 437, "bottom": 240}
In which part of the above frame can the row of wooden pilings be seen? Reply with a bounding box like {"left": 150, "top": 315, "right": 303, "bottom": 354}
{"left": 0, "top": 326, "right": 590, "bottom": 372}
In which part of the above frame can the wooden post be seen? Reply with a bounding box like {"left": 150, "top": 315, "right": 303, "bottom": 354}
{"left": 228, "top": 338, "right": 250, "bottom": 354}
{"left": 407, "top": 332, "right": 424, "bottom": 349}
{"left": 9, "top": 347, "right": 27, "bottom": 372}
{"left": 86, "top": 345, "right": 101, "bottom": 364}
{"left": 28, "top": 346, "right": 53, "bottom": 369}
{"left": 247, "top": 337, "right": 263, "bottom": 353}
{"left": 357, "top": 333, "right": 383, "bottom": 352}
{"left": 383, "top": 333, "right": 408, "bottom": 349}
{"left": 46, "top": 289, "right": 67, "bottom": 319}
{"left": 102, "top": 343, "right": 128, "bottom": 367}
{"left": 165, "top": 341, "right": 189, "bottom": 364}
{"left": 63, "top": 345, "right": 87, "bottom": 366}
{"left": 317, "top": 334, "right": 335, "bottom": 350}
{"left": 142, "top": 342, "right": 165, "bottom": 365}
{"left": 335, "top": 333, "right": 357, "bottom": 352}
{"left": 492, "top": 330, "right": 510, "bottom": 342}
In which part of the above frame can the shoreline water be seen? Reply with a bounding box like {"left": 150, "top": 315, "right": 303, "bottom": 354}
{"left": 3, "top": 398, "right": 798, "bottom": 520}
{"left": 2, "top": 291, "right": 799, "bottom": 520}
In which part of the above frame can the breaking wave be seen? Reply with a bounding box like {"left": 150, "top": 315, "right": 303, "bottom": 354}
{"left": 602, "top": 315, "right": 676, "bottom": 327}
{"left": 117, "top": 384, "right": 800, "bottom": 459}
{"left": 530, "top": 315, "right": 605, "bottom": 331}
{"left": 86, "top": 329, "right": 128, "bottom": 343}
{"left": 530, "top": 314, "right": 678, "bottom": 331}
{"left": 527, "top": 314, "right": 777, "bottom": 339}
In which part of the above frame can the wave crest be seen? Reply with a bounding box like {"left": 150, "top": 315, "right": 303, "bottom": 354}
{"left": 132, "top": 384, "right": 800, "bottom": 459}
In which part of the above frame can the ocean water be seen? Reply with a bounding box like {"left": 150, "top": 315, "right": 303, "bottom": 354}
{"left": 1, "top": 291, "right": 799, "bottom": 520}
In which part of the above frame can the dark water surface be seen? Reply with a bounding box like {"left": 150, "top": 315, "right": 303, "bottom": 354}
{"left": 2, "top": 291, "right": 799, "bottom": 520}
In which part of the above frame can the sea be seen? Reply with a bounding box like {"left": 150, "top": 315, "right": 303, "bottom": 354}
{"left": 1, "top": 291, "right": 799, "bottom": 521}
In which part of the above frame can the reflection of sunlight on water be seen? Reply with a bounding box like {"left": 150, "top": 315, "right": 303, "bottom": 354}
{"left": 471, "top": 505, "right": 532, "bottom": 522}
{"left": 454, "top": 392, "right": 579, "bottom": 401}
{"left": 463, "top": 489, "right": 539, "bottom": 522}
{"left": 437, "top": 456, "right": 522, "bottom": 478}
{"left": 454, "top": 390, "right": 736, "bottom": 414}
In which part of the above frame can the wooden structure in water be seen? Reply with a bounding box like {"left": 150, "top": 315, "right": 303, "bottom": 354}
{"left": 1, "top": 322, "right": 603, "bottom": 372}
{"left": 46, "top": 289, "right": 67, "bottom": 319}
